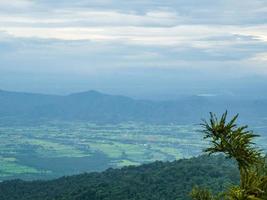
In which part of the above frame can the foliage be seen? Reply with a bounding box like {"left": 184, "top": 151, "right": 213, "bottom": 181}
{"left": 192, "top": 111, "right": 267, "bottom": 200}
{"left": 0, "top": 155, "right": 238, "bottom": 200}
{"left": 190, "top": 186, "right": 219, "bottom": 200}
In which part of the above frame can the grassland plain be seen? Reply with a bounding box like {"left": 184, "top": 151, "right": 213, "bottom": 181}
{"left": 0, "top": 121, "right": 266, "bottom": 181}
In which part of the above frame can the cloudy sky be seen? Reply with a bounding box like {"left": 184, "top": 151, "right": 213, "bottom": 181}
{"left": 0, "top": 0, "right": 267, "bottom": 99}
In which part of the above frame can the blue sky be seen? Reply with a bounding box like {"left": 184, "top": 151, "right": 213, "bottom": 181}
{"left": 0, "top": 0, "right": 267, "bottom": 99}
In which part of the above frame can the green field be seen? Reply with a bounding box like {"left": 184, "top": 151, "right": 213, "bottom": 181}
{"left": 0, "top": 121, "right": 266, "bottom": 181}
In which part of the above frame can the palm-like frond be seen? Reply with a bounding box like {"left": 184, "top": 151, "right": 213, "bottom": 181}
{"left": 191, "top": 112, "right": 267, "bottom": 200}
{"left": 190, "top": 187, "right": 217, "bottom": 200}
{"left": 201, "top": 111, "right": 261, "bottom": 170}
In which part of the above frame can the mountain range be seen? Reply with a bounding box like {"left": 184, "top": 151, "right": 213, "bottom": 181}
{"left": 0, "top": 89, "right": 266, "bottom": 124}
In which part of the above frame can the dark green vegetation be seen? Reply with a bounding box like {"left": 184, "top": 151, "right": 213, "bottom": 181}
{"left": 191, "top": 112, "right": 267, "bottom": 200}
{"left": 0, "top": 155, "right": 239, "bottom": 200}
{"left": 1, "top": 90, "right": 267, "bottom": 124}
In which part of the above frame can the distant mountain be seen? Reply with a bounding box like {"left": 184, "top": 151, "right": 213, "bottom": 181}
{"left": 0, "top": 155, "right": 239, "bottom": 200}
{"left": 0, "top": 89, "right": 266, "bottom": 124}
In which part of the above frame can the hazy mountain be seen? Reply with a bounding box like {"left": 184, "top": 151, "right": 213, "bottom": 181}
{"left": 0, "top": 89, "right": 266, "bottom": 125}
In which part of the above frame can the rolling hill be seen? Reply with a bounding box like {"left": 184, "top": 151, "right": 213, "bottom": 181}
{"left": 0, "top": 155, "right": 239, "bottom": 200}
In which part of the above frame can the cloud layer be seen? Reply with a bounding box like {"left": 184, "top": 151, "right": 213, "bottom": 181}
{"left": 0, "top": 0, "right": 267, "bottom": 97}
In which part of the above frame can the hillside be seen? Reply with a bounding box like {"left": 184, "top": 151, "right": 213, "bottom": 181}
{"left": 0, "top": 155, "right": 239, "bottom": 200}
{"left": 0, "top": 90, "right": 267, "bottom": 125}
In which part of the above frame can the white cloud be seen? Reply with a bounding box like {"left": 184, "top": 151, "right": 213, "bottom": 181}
{"left": 250, "top": 52, "right": 267, "bottom": 62}
{"left": 0, "top": 0, "right": 266, "bottom": 48}
{"left": 0, "top": 0, "right": 267, "bottom": 86}
{"left": 0, "top": 9, "right": 179, "bottom": 27}
{"left": 234, "top": 26, "right": 267, "bottom": 42}
{"left": 1, "top": 25, "right": 266, "bottom": 47}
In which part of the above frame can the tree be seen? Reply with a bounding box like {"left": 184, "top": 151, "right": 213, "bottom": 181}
{"left": 190, "top": 111, "right": 267, "bottom": 200}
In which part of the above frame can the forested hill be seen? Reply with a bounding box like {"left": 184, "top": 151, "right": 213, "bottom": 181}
{"left": 0, "top": 155, "right": 239, "bottom": 200}
{"left": 0, "top": 89, "right": 266, "bottom": 124}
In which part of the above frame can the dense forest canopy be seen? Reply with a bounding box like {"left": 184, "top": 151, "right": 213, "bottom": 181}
{"left": 0, "top": 155, "right": 238, "bottom": 200}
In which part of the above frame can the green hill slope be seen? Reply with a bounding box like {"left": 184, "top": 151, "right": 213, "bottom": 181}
{"left": 0, "top": 155, "right": 239, "bottom": 200}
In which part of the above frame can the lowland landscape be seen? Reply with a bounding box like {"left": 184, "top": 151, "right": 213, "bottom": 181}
{"left": 0, "top": 90, "right": 267, "bottom": 183}
{"left": 0, "top": 122, "right": 204, "bottom": 180}
{"left": 0, "top": 89, "right": 267, "bottom": 199}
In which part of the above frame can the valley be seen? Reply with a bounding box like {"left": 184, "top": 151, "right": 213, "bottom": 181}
{"left": 0, "top": 121, "right": 266, "bottom": 181}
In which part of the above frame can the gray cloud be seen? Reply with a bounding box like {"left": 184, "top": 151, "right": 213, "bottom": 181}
{"left": 0, "top": 0, "right": 266, "bottom": 27}
{"left": 28, "top": 0, "right": 267, "bottom": 25}
{"left": 0, "top": 1, "right": 267, "bottom": 97}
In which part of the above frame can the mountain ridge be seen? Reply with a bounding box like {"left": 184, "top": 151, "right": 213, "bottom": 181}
{"left": 0, "top": 89, "right": 266, "bottom": 125}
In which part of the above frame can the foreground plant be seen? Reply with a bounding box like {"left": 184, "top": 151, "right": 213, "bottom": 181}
{"left": 190, "top": 111, "right": 267, "bottom": 200}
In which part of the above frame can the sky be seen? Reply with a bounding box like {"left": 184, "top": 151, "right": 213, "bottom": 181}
{"left": 0, "top": 0, "right": 267, "bottom": 99}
